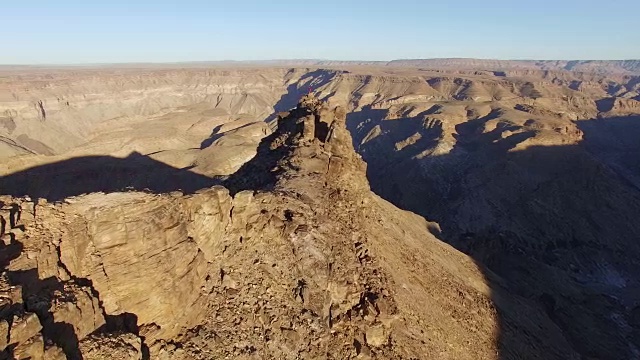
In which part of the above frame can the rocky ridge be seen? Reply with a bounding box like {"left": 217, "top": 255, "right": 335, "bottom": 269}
{"left": 0, "top": 95, "right": 554, "bottom": 359}
{"left": 2, "top": 67, "right": 638, "bottom": 359}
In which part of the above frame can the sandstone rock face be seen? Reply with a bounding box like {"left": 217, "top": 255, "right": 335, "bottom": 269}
{"left": 333, "top": 74, "right": 640, "bottom": 358}
{"left": 0, "top": 67, "right": 340, "bottom": 186}
{"left": 12, "top": 334, "right": 44, "bottom": 360}
{"left": 612, "top": 97, "right": 640, "bottom": 113}
{"left": 0, "top": 320, "right": 8, "bottom": 350}
{"left": 8, "top": 313, "right": 42, "bottom": 345}
{"left": 0, "top": 69, "right": 287, "bottom": 156}
{"left": 0, "top": 95, "right": 553, "bottom": 359}
{"left": 58, "top": 192, "right": 213, "bottom": 342}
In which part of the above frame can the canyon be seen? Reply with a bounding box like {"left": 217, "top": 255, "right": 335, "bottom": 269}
{"left": 1, "top": 62, "right": 640, "bottom": 359}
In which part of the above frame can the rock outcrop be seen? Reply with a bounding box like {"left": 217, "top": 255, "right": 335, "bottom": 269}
{"left": 3, "top": 62, "right": 640, "bottom": 360}
{"left": 1, "top": 94, "right": 578, "bottom": 359}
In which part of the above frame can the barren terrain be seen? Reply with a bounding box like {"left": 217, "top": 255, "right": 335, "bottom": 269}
{"left": 1, "top": 61, "right": 640, "bottom": 359}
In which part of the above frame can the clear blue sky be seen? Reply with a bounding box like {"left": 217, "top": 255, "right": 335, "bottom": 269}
{"left": 2, "top": 0, "right": 639, "bottom": 64}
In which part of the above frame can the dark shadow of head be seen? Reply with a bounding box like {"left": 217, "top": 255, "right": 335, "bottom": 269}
{"left": 0, "top": 152, "right": 217, "bottom": 202}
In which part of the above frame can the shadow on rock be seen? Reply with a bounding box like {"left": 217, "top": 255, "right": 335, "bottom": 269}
{"left": 0, "top": 152, "right": 217, "bottom": 202}
{"left": 348, "top": 108, "right": 640, "bottom": 359}
{"left": 2, "top": 236, "right": 148, "bottom": 359}
{"left": 263, "top": 69, "right": 341, "bottom": 124}
{"left": 577, "top": 115, "right": 640, "bottom": 190}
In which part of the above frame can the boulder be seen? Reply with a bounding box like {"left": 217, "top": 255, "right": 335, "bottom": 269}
{"left": 9, "top": 313, "right": 42, "bottom": 346}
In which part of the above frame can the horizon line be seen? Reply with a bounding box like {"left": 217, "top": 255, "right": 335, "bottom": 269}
{"left": 1, "top": 57, "right": 640, "bottom": 67}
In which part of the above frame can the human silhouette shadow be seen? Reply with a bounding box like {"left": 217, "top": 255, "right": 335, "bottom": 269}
{"left": 0, "top": 152, "right": 217, "bottom": 202}
{"left": 347, "top": 108, "right": 640, "bottom": 359}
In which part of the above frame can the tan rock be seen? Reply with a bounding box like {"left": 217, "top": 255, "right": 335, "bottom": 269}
{"left": 43, "top": 345, "right": 67, "bottom": 360}
{"left": 59, "top": 192, "right": 212, "bottom": 342}
{"left": 302, "top": 115, "right": 316, "bottom": 141}
{"left": 2, "top": 66, "right": 637, "bottom": 360}
{"left": 9, "top": 313, "right": 42, "bottom": 346}
{"left": 9, "top": 227, "right": 24, "bottom": 239}
{"left": 79, "top": 333, "right": 142, "bottom": 360}
{"left": 50, "top": 284, "right": 106, "bottom": 341}
{"left": 37, "top": 243, "right": 63, "bottom": 280}
{"left": 187, "top": 186, "right": 233, "bottom": 262}
{"left": 12, "top": 334, "right": 44, "bottom": 360}
{"left": 0, "top": 319, "right": 8, "bottom": 351}
{"left": 365, "top": 325, "right": 388, "bottom": 348}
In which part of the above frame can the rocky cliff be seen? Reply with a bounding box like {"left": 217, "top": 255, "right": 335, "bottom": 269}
{"left": 0, "top": 68, "right": 336, "bottom": 160}
{"left": 0, "top": 95, "right": 580, "bottom": 359}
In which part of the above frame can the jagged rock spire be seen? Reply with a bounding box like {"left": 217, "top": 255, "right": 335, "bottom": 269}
{"left": 226, "top": 94, "right": 368, "bottom": 194}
